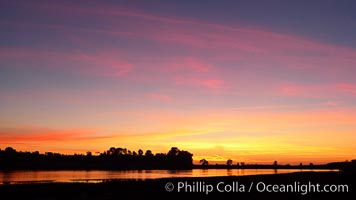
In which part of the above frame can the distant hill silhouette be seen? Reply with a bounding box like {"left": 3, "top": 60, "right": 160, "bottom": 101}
{"left": 0, "top": 147, "right": 193, "bottom": 170}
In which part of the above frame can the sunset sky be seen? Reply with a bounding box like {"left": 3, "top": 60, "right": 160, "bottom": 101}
{"left": 1, "top": 0, "right": 356, "bottom": 164}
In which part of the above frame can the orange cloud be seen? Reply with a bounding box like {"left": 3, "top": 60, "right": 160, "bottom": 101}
{"left": 0, "top": 127, "right": 103, "bottom": 143}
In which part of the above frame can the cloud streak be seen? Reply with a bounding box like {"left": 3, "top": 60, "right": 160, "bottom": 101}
{"left": 0, "top": 127, "right": 105, "bottom": 143}
{"left": 0, "top": 47, "right": 134, "bottom": 77}
{"left": 279, "top": 82, "right": 356, "bottom": 98}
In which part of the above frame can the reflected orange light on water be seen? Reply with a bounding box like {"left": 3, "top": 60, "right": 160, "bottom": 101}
{"left": 0, "top": 169, "right": 339, "bottom": 184}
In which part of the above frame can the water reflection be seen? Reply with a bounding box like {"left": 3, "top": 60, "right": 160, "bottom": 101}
{"left": 0, "top": 169, "right": 338, "bottom": 184}
{"left": 226, "top": 169, "right": 233, "bottom": 176}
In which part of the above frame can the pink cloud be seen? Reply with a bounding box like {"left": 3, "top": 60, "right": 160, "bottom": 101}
{"left": 280, "top": 84, "right": 306, "bottom": 96}
{"left": 181, "top": 57, "right": 212, "bottom": 72}
{"left": 279, "top": 83, "right": 356, "bottom": 98}
{"left": 174, "top": 76, "right": 231, "bottom": 93}
{"left": 337, "top": 83, "right": 356, "bottom": 89}
{"left": 135, "top": 56, "right": 228, "bottom": 93}
{"left": 75, "top": 51, "right": 134, "bottom": 77}
{"left": 146, "top": 93, "right": 173, "bottom": 102}
{"left": 200, "top": 79, "right": 228, "bottom": 89}
{"left": 279, "top": 83, "right": 335, "bottom": 98}
{"left": 232, "top": 104, "right": 298, "bottom": 111}
{"left": 153, "top": 57, "right": 214, "bottom": 74}
{"left": 8, "top": 2, "right": 356, "bottom": 57}
{"left": 336, "top": 83, "right": 356, "bottom": 96}
{"left": 3, "top": 2, "right": 356, "bottom": 99}
{"left": 322, "top": 101, "right": 344, "bottom": 106}
{"left": 0, "top": 48, "right": 134, "bottom": 77}
{"left": 56, "top": 6, "right": 356, "bottom": 82}
{"left": 4, "top": 3, "right": 356, "bottom": 82}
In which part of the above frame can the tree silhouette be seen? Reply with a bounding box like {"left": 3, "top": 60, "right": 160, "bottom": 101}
{"left": 138, "top": 149, "right": 143, "bottom": 156}
{"left": 5, "top": 147, "right": 16, "bottom": 153}
{"left": 274, "top": 160, "right": 278, "bottom": 169}
{"left": 145, "top": 150, "right": 153, "bottom": 157}
{"left": 167, "top": 147, "right": 179, "bottom": 156}
{"left": 226, "top": 159, "right": 233, "bottom": 166}
{"left": 200, "top": 159, "right": 209, "bottom": 166}
{"left": 165, "top": 147, "right": 193, "bottom": 169}
{"left": 108, "top": 147, "right": 116, "bottom": 155}
{"left": 240, "top": 162, "right": 245, "bottom": 168}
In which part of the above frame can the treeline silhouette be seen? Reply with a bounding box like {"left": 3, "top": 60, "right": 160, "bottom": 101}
{"left": 195, "top": 159, "right": 356, "bottom": 170}
{"left": 0, "top": 147, "right": 193, "bottom": 170}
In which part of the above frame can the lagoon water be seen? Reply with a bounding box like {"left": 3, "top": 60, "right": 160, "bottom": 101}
{"left": 0, "top": 169, "right": 337, "bottom": 184}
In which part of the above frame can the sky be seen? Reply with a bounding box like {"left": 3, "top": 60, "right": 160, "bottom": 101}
{"left": 1, "top": 0, "right": 356, "bottom": 164}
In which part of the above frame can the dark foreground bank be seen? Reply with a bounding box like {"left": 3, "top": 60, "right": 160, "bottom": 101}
{"left": 0, "top": 172, "right": 354, "bottom": 199}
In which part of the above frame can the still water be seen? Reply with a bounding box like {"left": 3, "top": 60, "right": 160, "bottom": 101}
{"left": 0, "top": 169, "right": 337, "bottom": 184}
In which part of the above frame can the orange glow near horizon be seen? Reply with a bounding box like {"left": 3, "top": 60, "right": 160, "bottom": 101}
{"left": 1, "top": 108, "right": 355, "bottom": 164}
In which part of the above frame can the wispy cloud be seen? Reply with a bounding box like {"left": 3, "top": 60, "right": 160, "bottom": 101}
{"left": 200, "top": 79, "right": 229, "bottom": 89}
{"left": 0, "top": 48, "right": 134, "bottom": 77}
{"left": 146, "top": 93, "right": 173, "bottom": 102}
{"left": 337, "top": 83, "right": 356, "bottom": 96}
{"left": 3, "top": 2, "right": 356, "bottom": 88}
{"left": 279, "top": 83, "right": 356, "bottom": 98}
